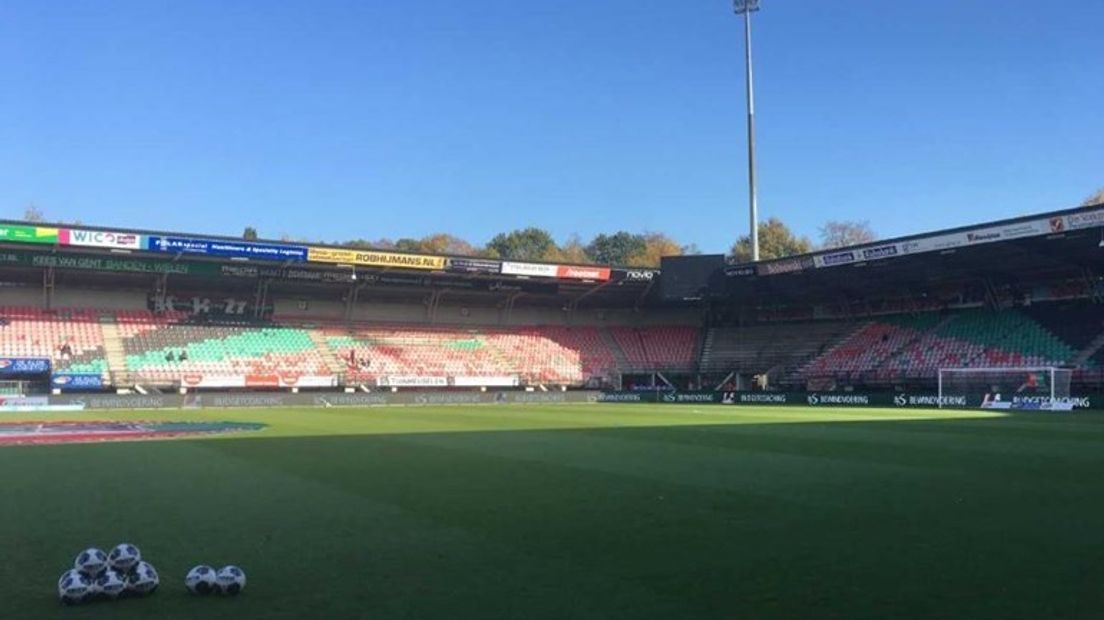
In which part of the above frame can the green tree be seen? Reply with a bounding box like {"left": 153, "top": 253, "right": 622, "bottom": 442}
{"left": 585, "top": 232, "right": 647, "bottom": 266}
{"left": 485, "top": 227, "right": 557, "bottom": 261}
{"left": 730, "top": 217, "right": 813, "bottom": 263}
{"left": 626, "top": 232, "right": 683, "bottom": 268}
{"left": 243, "top": 226, "right": 259, "bottom": 241}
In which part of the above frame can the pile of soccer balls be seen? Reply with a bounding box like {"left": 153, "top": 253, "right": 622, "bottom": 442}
{"left": 56, "top": 543, "right": 247, "bottom": 605}
{"left": 57, "top": 543, "right": 156, "bottom": 605}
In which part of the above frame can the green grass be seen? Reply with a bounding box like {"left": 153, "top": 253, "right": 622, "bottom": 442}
{"left": 4, "top": 404, "right": 1104, "bottom": 619}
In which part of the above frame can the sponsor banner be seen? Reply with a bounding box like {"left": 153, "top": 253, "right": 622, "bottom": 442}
{"left": 1067, "top": 209, "right": 1104, "bottom": 230}
{"left": 615, "top": 269, "right": 659, "bottom": 282}
{"left": 722, "top": 392, "right": 790, "bottom": 404}
{"left": 500, "top": 261, "right": 559, "bottom": 278}
{"left": 59, "top": 228, "right": 143, "bottom": 250}
{"left": 892, "top": 393, "right": 969, "bottom": 408}
{"left": 597, "top": 392, "right": 645, "bottom": 402}
{"left": 814, "top": 250, "right": 857, "bottom": 268}
{"left": 757, "top": 256, "right": 813, "bottom": 276}
{"left": 724, "top": 265, "right": 756, "bottom": 277}
{"left": 900, "top": 232, "right": 964, "bottom": 255}
{"left": 0, "top": 225, "right": 58, "bottom": 245}
{"left": 453, "top": 375, "right": 519, "bottom": 387}
{"left": 805, "top": 393, "right": 871, "bottom": 406}
{"left": 307, "top": 247, "right": 445, "bottom": 270}
{"left": 0, "top": 396, "right": 55, "bottom": 412}
{"left": 51, "top": 374, "right": 104, "bottom": 390}
{"left": 245, "top": 374, "right": 281, "bottom": 388}
{"left": 290, "top": 375, "right": 339, "bottom": 388}
{"left": 0, "top": 358, "right": 51, "bottom": 375}
{"left": 377, "top": 376, "right": 449, "bottom": 388}
{"left": 179, "top": 374, "right": 247, "bottom": 389}
{"left": 556, "top": 265, "right": 612, "bottom": 281}
{"left": 148, "top": 236, "right": 308, "bottom": 262}
{"left": 447, "top": 257, "right": 502, "bottom": 275}
{"left": 860, "top": 244, "right": 900, "bottom": 261}
{"left": 660, "top": 392, "right": 719, "bottom": 403}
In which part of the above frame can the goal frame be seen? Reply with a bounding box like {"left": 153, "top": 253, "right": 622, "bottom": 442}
{"left": 937, "top": 366, "right": 1070, "bottom": 410}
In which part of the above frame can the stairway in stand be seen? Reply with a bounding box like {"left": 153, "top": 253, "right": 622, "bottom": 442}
{"left": 600, "top": 327, "right": 630, "bottom": 373}
{"left": 98, "top": 315, "right": 128, "bottom": 386}
{"left": 308, "top": 328, "right": 348, "bottom": 378}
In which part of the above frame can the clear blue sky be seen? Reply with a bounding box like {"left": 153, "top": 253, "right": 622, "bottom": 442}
{"left": 3, "top": 0, "right": 1101, "bottom": 252}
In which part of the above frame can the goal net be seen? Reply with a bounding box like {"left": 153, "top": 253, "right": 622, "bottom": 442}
{"left": 938, "top": 367, "right": 1073, "bottom": 411}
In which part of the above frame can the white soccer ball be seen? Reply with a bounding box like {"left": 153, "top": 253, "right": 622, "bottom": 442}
{"left": 107, "top": 543, "right": 141, "bottom": 573}
{"left": 215, "top": 565, "right": 246, "bottom": 596}
{"left": 126, "top": 561, "right": 159, "bottom": 596}
{"left": 185, "top": 565, "right": 217, "bottom": 595}
{"left": 74, "top": 547, "right": 108, "bottom": 577}
{"left": 57, "top": 569, "right": 92, "bottom": 605}
{"left": 96, "top": 569, "right": 127, "bottom": 600}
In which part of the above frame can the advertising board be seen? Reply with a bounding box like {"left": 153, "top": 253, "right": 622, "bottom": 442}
{"left": 453, "top": 376, "right": 519, "bottom": 387}
{"left": 555, "top": 265, "right": 611, "bottom": 281}
{"left": 51, "top": 374, "right": 104, "bottom": 390}
{"left": 0, "top": 358, "right": 51, "bottom": 375}
{"left": 376, "top": 376, "right": 449, "bottom": 388}
{"left": 500, "top": 261, "right": 559, "bottom": 278}
{"left": 59, "top": 228, "right": 143, "bottom": 250}
{"left": 1067, "top": 208, "right": 1104, "bottom": 230}
{"left": 447, "top": 257, "right": 502, "bottom": 274}
{"left": 0, "top": 225, "right": 58, "bottom": 245}
{"left": 148, "top": 236, "right": 308, "bottom": 262}
{"left": 307, "top": 247, "right": 445, "bottom": 270}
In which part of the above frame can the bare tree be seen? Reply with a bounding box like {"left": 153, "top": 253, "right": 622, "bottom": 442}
{"left": 818, "top": 220, "right": 877, "bottom": 250}
{"left": 1082, "top": 187, "right": 1104, "bottom": 207}
{"left": 23, "top": 204, "right": 44, "bottom": 222}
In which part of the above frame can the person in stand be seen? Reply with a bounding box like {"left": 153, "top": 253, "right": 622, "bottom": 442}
{"left": 166, "top": 350, "right": 176, "bottom": 363}
{"left": 178, "top": 350, "right": 188, "bottom": 362}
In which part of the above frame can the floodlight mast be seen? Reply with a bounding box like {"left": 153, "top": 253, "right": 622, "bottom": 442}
{"left": 733, "top": 0, "right": 760, "bottom": 262}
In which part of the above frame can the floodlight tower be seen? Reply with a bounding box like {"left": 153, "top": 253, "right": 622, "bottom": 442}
{"left": 733, "top": 0, "right": 760, "bottom": 261}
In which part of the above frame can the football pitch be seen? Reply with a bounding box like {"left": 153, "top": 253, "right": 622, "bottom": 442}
{"left": 4, "top": 403, "right": 1104, "bottom": 619}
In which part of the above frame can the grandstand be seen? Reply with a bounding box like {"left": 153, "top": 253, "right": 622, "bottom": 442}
{"left": 0, "top": 203, "right": 1101, "bottom": 402}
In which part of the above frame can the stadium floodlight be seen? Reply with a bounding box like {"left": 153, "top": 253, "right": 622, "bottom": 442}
{"left": 732, "top": 0, "right": 761, "bottom": 261}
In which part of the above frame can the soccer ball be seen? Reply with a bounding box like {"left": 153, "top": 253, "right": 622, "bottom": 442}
{"left": 126, "top": 561, "right": 159, "bottom": 596}
{"left": 185, "top": 565, "right": 217, "bottom": 595}
{"left": 215, "top": 565, "right": 246, "bottom": 595}
{"left": 96, "top": 569, "right": 127, "bottom": 600}
{"left": 107, "top": 543, "right": 141, "bottom": 573}
{"left": 74, "top": 547, "right": 108, "bottom": 577}
{"left": 57, "top": 569, "right": 92, "bottom": 605}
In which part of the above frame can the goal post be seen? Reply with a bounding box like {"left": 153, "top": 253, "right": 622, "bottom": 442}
{"left": 938, "top": 367, "right": 1073, "bottom": 411}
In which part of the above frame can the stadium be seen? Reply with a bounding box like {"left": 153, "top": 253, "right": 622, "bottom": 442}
{"left": 6, "top": 1, "right": 1104, "bottom": 618}
{"left": 3, "top": 203, "right": 1104, "bottom": 618}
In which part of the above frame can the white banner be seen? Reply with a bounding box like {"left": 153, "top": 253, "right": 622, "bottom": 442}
{"left": 1067, "top": 209, "right": 1104, "bottom": 230}
{"left": 283, "top": 375, "right": 337, "bottom": 388}
{"left": 452, "top": 375, "right": 519, "bottom": 387}
{"left": 500, "top": 261, "right": 559, "bottom": 278}
{"left": 377, "top": 376, "right": 449, "bottom": 388}
{"left": 178, "top": 374, "right": 247, "bottom": 388}
{"left": 61, "top": 228, "right": 143, "bottom": 250}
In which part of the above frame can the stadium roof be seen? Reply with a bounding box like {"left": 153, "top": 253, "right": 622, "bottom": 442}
{"left": 717, "top": 205, "right": 1104, "bottom": 305}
